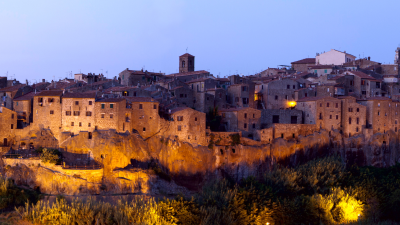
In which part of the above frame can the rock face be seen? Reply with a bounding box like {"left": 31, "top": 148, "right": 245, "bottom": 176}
{"left": 2, "top": 128, "right": 400, "bottom": 195}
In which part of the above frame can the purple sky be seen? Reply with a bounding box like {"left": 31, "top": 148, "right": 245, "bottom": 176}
{"left": 0, "top": 0, "right": 399, "bottom": 83}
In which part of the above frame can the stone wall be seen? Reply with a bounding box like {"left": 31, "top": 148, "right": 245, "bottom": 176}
{"left": 273, "top": 123, "right": 318, "bottom": 141}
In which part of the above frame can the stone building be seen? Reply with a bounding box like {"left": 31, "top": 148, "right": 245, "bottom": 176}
{"left": 219, "top": 107, "right": 261, "bottom": 138}
{"left": 165, "top": 70, "right": 212, "bottom": 83}
{"left": 170, "top": 85, "right": 194, "bottom": 108}
{"left": 125, "top": 97, "right": 160, "bottom": 138}
{"left": 308, "top": 65, "right": 333, "bottom": 77}
{"left": 179, "top": 53, "right": 195, "bottom": 73}
{"left": 291, "top": 58, "right": 316, "bottom": 73}
{"left": 256, "top": 79, "right": 299, "bottom": 110}
{"left": 94, "top": 98, "right": 127, "bottom": 132}
{"left": 0, "top": 107, "right": 17, "bottom": 146}
{"left": 33, "top": 90, "right": 63, "bottom": 136}
{"left": 0, "top": 84, "right": 33, "bottom": 110}
{"left": 103, "top": 86, "right": 151, "bottom": 98}
{"left": 0, "top": 77, "right": 7, "bottom": 89}
{"left": 257, "top": 68, "right": 287, "bottom": 77}
{"left": 206, "top": 88, "right": 227, "bottom": 110}
{"left": 61, "top": 92, "right": 97, "bottom": 136}
{"left": 357, "top": 97, "right": 392, "bottom": 134}
{"left": 261, "top": 109, "right": 303, "bottom": 127}
{"left": 13, "top": 91, "right": 37, "bottom": 128}
{"left": 169, "top": 107, "right": 206, "bottom": 146}
{"left": 74, "top": 73, "right": 104, "bottom": 84}
{"left": 342, "top": 58, "right": 381, "bottom": 70}
{"left": 294, "top": 87, "right": 316, "bottom": 100}
{"left": 316, "top": 84, "right": 345, "bottom": 97}
{"left": 344, "top": 71, "right": 382, "bottom": 99}
{"left": 339, "top": 96, "right": 366, "bottom": 137}
{"left": 227, "top": 83, "right": 255, "bottom": 108}
{"left": 119, "top": 69, "right": 164, "bottom": 86}
{"left": 215, "top": 78, "right": 230, "bottom": 89}
{"left": 296, "top": 96, "right": 342, "bottom": 131}
{"left": 273, "top": 124, "right": 318, "bottom": 140}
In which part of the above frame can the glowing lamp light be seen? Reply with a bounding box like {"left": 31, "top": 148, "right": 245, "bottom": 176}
{"left": 288, "top": 101, "right": 297, "bottom": 108}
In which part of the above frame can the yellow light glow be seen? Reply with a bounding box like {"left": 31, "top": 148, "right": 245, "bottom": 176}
{"left": 288, "top": 101, "right": 297, "bottom": 107}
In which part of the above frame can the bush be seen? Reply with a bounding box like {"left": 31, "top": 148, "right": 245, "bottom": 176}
{"left": 229, "top": 134, "right": 241, "bottom": 146}
{"left": 40, "top": 148, "right": 61, "bottom": 164}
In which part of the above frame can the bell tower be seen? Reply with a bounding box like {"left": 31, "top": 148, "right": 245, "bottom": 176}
{"left": 179, "top": 53, "right": 195, "bottom": 73}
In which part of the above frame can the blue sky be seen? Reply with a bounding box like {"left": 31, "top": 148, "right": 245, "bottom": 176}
{"left": 0, "top": 0, "right": 399, "bottom": 82}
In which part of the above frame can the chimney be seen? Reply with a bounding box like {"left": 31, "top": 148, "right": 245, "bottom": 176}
{"left": 368, "top": 56, "right": 371, "bottom": 61}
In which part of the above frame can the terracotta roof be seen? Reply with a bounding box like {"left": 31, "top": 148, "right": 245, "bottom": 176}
{"left": 297, "top": 96, "right": 339, "bottom": 102}
{"left": 170, "top": 106, "right": 191, "bottom": 114}
{"left": 104, "top": 86, "right": 136, "bottom": 92}
{"left": 0, "top": 84, "right": 26, "bottom": 92}
{"left": 179, "top": 53, "right": 195, "bottom": 58}
{"left": 96, "top": 98, "right": 125, "bottom": 102}
{"left": 215, "top": 78, "right": 230, "bottom": 82}
{"left": 345, "top": 71, "right": 378, "bottom": 81}
{"left": 124, "top": 97, "right": 156, "bottom": 103}
{"left": 90, "top": 80, "right": 114, "bottom": 85}
{"left": 13, "top": 91, "right": 37, "bottom": 101}
{"left": 165, "top": 70, "right": 209, "bottom": 77}
{"left": 185, "top": 78, "right": 212, "bottom": 84}
{"left": 308, "top": 65, "right": 334, "bottom": 69}
{"left": 360, "top": 97, "right": 391, "bottom": 101}
{"left": 35, "top": 90, "right": 63, "bottom": 97}
{"left": 63, "top": 92, "right": 97, "bottom": 98}
{"left": 291, "top": 58, "right": 316, "bottom": 64}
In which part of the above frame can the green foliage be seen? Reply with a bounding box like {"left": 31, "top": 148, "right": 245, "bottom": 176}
{"left": 206, "top": 107, "right": 222, "bottom": 131}
{"left": 229, "top": 133, "right": 241, "bottom": 146}
{"left": 0, "top": 176, "right": 39, "bottom": 210}
{"left": 208, "top": 134, "right": 215, "bottom": 150}
{"left": 39, "top": 148, "right": 61, "bottom": 164}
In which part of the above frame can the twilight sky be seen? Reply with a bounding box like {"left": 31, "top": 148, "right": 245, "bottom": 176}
{"left": 0, "top": 0, "right": 399, "bottom": 83}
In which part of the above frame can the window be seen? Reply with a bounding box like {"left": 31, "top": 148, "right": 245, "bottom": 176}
{"left": 177, "top": 116, "right": 183, "bottom": 121}
{"left": 154, "top": 104, "right": 157, "bottom": 109}
{"left": 86, "top": 111, "right": 92, "bottom": 116}
{"left": 48, "top": 98, "right": 54, "bottom": 103}
{"left": 89, "top": 101, "right": 92, "bottom": 105}
{"left": 16, "top": 102, "right": 18, "bottom": 106}
{"left": 242, "top": 86, "right": 247, "bottom": 91}
{"left": 319, "top": 113, "right": 322, "bottom": 120}
{"left": 378, "top": 103, "right": 380, "bottom": 107}
{"left": 349, "top": 117, "right": 352, "bottom": 124}
{"left": 362, "top": 91, "right": 366, "bottom": 95}
{"left": 356, "top": 127, "right": 359, "bottom": 132}
{"left": 253, "top": 114, "right": 255, "bottom": 118}
{"left": 361, "top": 80, "right": 365, "bottom": 85}
{"left": 110, "top": 114, "right": 113, "bottom": 119}
{"left": 79, "top": 122, "right": 82, "bottom": 127}
{"left": 101, "top": 104, "right": 105, "bottom": 109}
{"left": 110, "top": 104, "right": 114, "bottom": 108}
{"left": 335, "top": 103, "right": 338, "bottom": 108}
{"left": 324, "top": 69, "right": 327, "bottom": 73}
{"left": 50, "top": 110, "right": 54, "bottom": 115}
{"left": 11, "top": 114, "right": 14, "bottom": 119}
{"left": 139, "top": 104, "right": 143, "bottom": 109}
{"left": 320, "top": 103, "right": 322, "bottom": 107}
{"left": 180, "top": 94, "right": 184, "bottom": 98}
{"left": 378, "top": 111, "right": 380, "bottom": 116}
{"left": 350, "top": 81, "right": 353, "bottom": 85}
{"left": 71, "top": 122, "right": 74, "bottom": 126}
{"left": 143, "top": 127, "right": 146, "bottom": 131}
{"left": 348, "top": 108, "right": 353, "bottom": 112}
{"left": 66, "top": 111, "right": 71, "bottom": 116}
{"left": 357, "top": 108, "right": 359, "bottom": 112}
{"left": 101, "top": 114, "right": 105, "bottom": 118}
{"left": 275, "top": 96, "right": 278, "bottom": 100}
{"left": 244, "top": 123, "right": 247, "bottom": 128}
{"left": 244, "top": 113, "right": 247, "bottom": 119}
{"left": 327, "top": 103, "right": 330, "bottom": 107}
{"left": 88, "top": 132, "right": 92, "bottom": 139}
{"left": 195, "top": 117, "right": 197, "bottom": 121}
{"left": 178, "top": 125, "right": 181, "bottom": 131}
{"left": 336, "top": 115, "right": 339, "bottom": 120}
{"left": 75, "top": 101, "right": 79, "bottom": 105}
{"left": 11, "top": 124, "right": 13, "bottom": 129}
{"left": 287, "top": 85, "right": 290, "bottom": 89}
{"left": 88, "top": 123, "right": 91, "bottom": 127}
{"left": 357, "top": 117, "right": 359, "bottom": 124}
{"left": 396, "top": 120, "right": 398, "bottom": 125}
{"left": 293, "top": 85, "right": 295, "bottom": 89}
{"left": 73, "top": 111, "right": 80, "bottom": 116}
{"left": 252, "top": 123, "right": 256, "bottom": 128}
{"left": 330, "top": 115, "right": 332, "bottom": 119}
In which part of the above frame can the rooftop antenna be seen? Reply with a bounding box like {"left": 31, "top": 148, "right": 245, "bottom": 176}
{"left": 186, "top": 47, "right": 188, "bottom": 53}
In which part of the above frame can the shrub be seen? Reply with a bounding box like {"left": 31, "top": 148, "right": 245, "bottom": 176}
{"left": 229, "top": 134, "right": 241, "bottom": 146}
{"left": 40, "top": 148, "right": 61, "bottom": 164}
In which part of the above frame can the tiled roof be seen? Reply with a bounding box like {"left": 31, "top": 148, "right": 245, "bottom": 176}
{"left": 308, "top": 65, "right": 334, "bottom": 69}
{"left": 0, "top": 84, "right": 26, "bottom": 92}
{"left": 219, "top": 107, "right": 250, "bottom": 112}
{"left": 124, "top": 97, "right": 156, "bottom": 103}
{"left": 362, "top": 97, "right": 391, "bottom": 101}
{"left": 35, "top": 90, "right": 63, "bottom": 97}
{"left": 297, "top": 96, "right": 339, "bottom": 102}
{"left": 179, "top": 53, "right": 195, "bottom": 58}
{"left": 63, "top": 92, "right": 97, "bottom": 98}
{"left": 96, "top": 98, "right": 125, "bottom": 102}
{"left": 13, "top": 91, "right": 37, "bottom": 101}
{"left": 185, "top": 78, "right": 212, "bottom": 84}
{"left": 215, "top": 78, "right": 230, "bottom": 82}
{"left": 291, "top": 58, "right": 316, "bottom": 64}
{"left": 104, "top": 86, "right": 136, "bottom": 92}
{"left": 165, "top": 70, "right": 209, "bottom": 77}
{"left": 345, "top": 71, "right": 378, "bottom": 81}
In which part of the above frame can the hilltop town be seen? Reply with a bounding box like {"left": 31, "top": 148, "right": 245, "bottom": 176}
{"left": 1, "top": 47, "right": 400, "bottom": 195}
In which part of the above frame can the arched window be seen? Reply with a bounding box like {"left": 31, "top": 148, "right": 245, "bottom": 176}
{"left": 182, "top": 60, "right": 186, "bottom": 68}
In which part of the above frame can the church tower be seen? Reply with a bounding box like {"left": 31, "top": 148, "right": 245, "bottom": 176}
{"left": 179, "top": 53, "right": 195, "bottom": 73}
{"left": 395, "top": 47, "right": 400, "bottom": 64}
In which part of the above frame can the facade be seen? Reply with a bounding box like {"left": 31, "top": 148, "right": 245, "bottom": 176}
{"left": 357, "top": 97, "right": 393, "bottom": 134}
{"left": 13, "top": 91, "right": 37, "bottom": 127}
{"left": 261, "top": 109, "right": 303, "bottom": 127}
{"left": 256, "top": 79, "right": 299, "bottom": 110}
{"left": 0, "top": 84, "right": 33, "bottom": 110}
{"left": 126, "top": 97, "right": 160, "bottom": 138}
{"left": 219, "top": 107, "right": 262, "bottom": 138}
{"left": 344, "top": 71, "right": 382, "bottom": 99}
{"left": 169, "top": 107, "right": 206, "bottom": 146}
{"left": 308, "top": 65, "right": 334, "bottom": 77}
{"left": 339, "top": 96, "right": 367, "bottom": 137}
{"left": 296, "top": 96, "right": 342, "bottom": 131}
{"left": 61, "top": 92, "right": 97, "bottom": 135}
{"left": 227, "top": 83, "right": 255, "bottom": 108}
{"left": 0, "top": 107, "right": 17, "bottom": 146}
{"left": 316, "top": 49, "right": 356, "bottom": 65}
{"left": 32, "top": 90, "right": 63, "bottom": 135}
{"left": 94, "top": 98, "right": 126, "bottom": 132}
